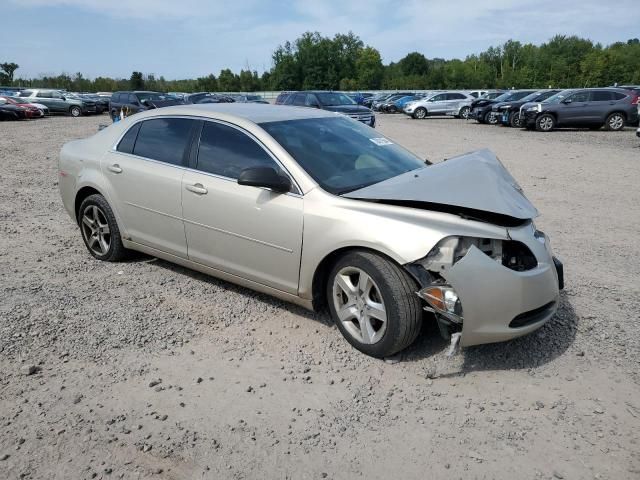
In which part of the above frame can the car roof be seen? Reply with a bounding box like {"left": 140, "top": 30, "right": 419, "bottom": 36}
{"left": 137, "top": 103, "right": 339, "bottom": 124}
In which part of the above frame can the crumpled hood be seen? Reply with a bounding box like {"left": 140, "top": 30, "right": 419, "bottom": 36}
{"left": 344, "top": 148, "right": 538, "bottom": 220}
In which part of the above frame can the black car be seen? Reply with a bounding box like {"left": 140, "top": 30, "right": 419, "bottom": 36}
{"left": 79, "top": 93, "right": 109, "bottom": 113}
{"left": 0, "top": 102, "right": 26, "bottom": 120}
{"left": 470, "top": 90, "right": 537, "bottom": 124}
{"left": 283, "top": 91, "right": 376, "bottom": 127}
{"left": 522, "top": 88, "right": 639, "bottom": 132}
{"left": 492, "top": 90, "right": 561, "bottom": 127}
{"left": 109, "top": 91, "right": 182, "bottom": 120}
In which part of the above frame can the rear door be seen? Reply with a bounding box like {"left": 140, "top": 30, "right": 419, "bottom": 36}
{"left": 446, "top": 92, "right": 469, "bottom": 113}
{"left": 587, "top": 90, "right": 615, "bottom": 123}
{"left": 181, "top": 120, "right": 303, "bottom": 294}
{"left": 102, "top": 117, "right": 196, "bottom": 258}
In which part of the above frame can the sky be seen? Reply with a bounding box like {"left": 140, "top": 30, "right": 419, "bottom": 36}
{"left": 3, "top": 0, "right": 639, "bottom": 80}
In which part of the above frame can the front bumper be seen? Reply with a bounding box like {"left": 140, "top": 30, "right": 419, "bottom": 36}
{"left": 413, "top": 224, "right": 563, "bottom": 347}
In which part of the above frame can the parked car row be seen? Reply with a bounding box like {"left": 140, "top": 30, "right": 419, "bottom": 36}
{"left": 0, "top": 95, "right": 47, "bottom": 120}
{"left": 470, "top": 87, "right": 640, "bottom": 132}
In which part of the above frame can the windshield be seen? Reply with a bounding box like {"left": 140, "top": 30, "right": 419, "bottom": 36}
{"left": 260, "top": 117, "right": 426, "bottom": 195}
{"left": 317, "top": 92, "right": 356, "bottom": 106}
{"left": 519, "top": 91, "right": 545, "bottom": 103}
{"left": 543, "top": 90, "right": 574, "bottom": 104}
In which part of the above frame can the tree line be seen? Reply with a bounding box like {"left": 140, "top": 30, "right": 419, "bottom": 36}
{"left": 2, "top": 33, "right": 639, "bottom": 93}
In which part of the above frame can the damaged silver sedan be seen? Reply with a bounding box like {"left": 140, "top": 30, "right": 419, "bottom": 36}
{"left": 58, "top": 104, "right": 563, "bottom": 358}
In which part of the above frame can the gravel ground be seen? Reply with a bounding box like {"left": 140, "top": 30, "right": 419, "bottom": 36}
{"left": 1, "top": 113, "right": 639, "bottom": 480}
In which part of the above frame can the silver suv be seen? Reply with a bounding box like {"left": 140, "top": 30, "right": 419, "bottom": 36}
{"left": 403, "top": 91, "right": 475, "bottom": 119}
{"left": 18, "top": 89, "right": 95, "bottom": 117}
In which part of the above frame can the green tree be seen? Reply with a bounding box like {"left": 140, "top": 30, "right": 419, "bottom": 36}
{"left": 356, "top": 47, "right": 384, "bottom": 89}
{"left": 129, "top": 71, "right": 145, "bottom": 89}
{"left": 0, "top": 62, "right": 19, "bottom": 85}
{"left": 218, "top": 68, "right": 240, "bottom": 91}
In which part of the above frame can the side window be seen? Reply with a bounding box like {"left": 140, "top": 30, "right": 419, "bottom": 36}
{"left": 51, "top": 91, "right": 62, "bottom": 99}
{"left": 36, "top": 91, "right": 51, "bottom": 98}
{"left": 568, "top": 91, "right": 589, "bottom": 103}
{"left": 111, "top": 93, "right": 121, "bottom": 103}
{"left": 196, "top": 122, "right": 281, "bottom": 180}
{"left": 129, "top": 94, "right": 138, "bottom": 104}
{"left": 133, "top": 118, "right": 193, "bottom": 165}
{"left": 612, "top": 92, "right": 626, "bottom": 100}
{"left": 284, "top": 94, "right": 295, "bottom": 105}
{"left": 19, "top": 90, "right": 33, "bottom": 97}
{"left": 116, "top": 122, "right": 141, "bottom": 154}
{"left": 430, "top": 94, "right": 446, "bottom": 102}
{"left": 447, "top": 93, "right": 466, "bottom": 100}
{"left": 590, "top": 91, "right": 613, "bottom": 102}
{"left": 292, "top": 93, "right": 307, "bottom": 106}
{"left": 305, "top": 94, "right": 319, "bottom": 106}
{"left": 537, "top": 91, "right": 556, "bottom": 101}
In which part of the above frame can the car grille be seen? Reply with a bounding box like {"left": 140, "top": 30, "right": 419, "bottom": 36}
{"left": 509, "top": 301, "right": 556, "bottom": 328}
{"left": 345, "top": 112, "right": 373, "bottom": 124}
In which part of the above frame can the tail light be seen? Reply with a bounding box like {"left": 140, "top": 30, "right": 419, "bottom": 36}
{"left": 631, "top": 95, "right": 640, "bottom": 105}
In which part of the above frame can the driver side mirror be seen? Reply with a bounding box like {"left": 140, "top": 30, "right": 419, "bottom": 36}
{"left": 562, "top": 98, "right": 572, "bottom": 104}
{"left": 238, "top": 167, "right": 291, "bottom": 193}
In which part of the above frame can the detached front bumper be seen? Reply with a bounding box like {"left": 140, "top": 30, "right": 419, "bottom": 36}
{"left": 411, "top": 224, "right": 563, "bottom": 348}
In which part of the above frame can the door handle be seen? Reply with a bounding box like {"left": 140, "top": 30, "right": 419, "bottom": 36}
{"left": 185, "top": 183, "right": 208, "bottom": 195}
{"left": 107, "top": 164, "right": 122, "bottom": 174}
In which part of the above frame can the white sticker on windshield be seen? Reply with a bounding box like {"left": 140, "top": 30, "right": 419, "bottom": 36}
{"left": 370, "top": 137, "right": 394, "bottom": 146}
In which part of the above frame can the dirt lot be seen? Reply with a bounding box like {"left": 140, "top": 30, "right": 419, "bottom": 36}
{"left": 1, "top": 113, "right": 639, "bottom": 480}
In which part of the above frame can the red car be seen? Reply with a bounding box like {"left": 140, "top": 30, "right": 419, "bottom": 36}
{"left": 0, "top": 96, "right": 43, "bottom": 118}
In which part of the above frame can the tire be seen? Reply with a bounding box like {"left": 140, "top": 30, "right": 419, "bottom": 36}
{"left": 604, "top": 112, "right": 625, "bottom": 131}
{"left": 508, "top": 111, "right": 521, "bottom": 128}
{"left": 69, "top": 105, "right": 82, "bottom": 117}
{"left": 413, "top": 107, "right": 427, "bottom": 119}
{"left": 326, "top": 250, "right": 422, "bottom": 358}
{"left": 536, "top": 113, "right": 555, "bottom": 132}
{"left": 459, "top": 106, "right": 470, "bottom": 119}
{"left": 388, "top": 105, "right": 397, "bottom": 114}
{"left": 78, "top": 194, "right": 129, "bottom": 262}
{"left": 487, "top": 111, "right": 499, "bottom": 125}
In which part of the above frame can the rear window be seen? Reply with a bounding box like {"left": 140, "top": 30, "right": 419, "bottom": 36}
{"left": 132, "top": 118, "right": 194, "bottom": 165}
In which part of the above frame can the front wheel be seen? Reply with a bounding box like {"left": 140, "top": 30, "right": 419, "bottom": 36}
{"left": 509, "top": 112, "right": 522, "bottom": 128}
{"left": 604, "top": 112, "right": 625, "bottom": 131}
{"left": 413, "top": 107, "right": 427, "bottom": 119}
{"left": 69, "top": 106, "right": 82, "bottom": 117}
{"left": 78, "top": 194, "right": 129, "bottom": 261}
{"left": 327, "top": 251, "right": 422, "bottom": 358}
{"left": 536, "top": 113, "right": 555, "bottom": 132}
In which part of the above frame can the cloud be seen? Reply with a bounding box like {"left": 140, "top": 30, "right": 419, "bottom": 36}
{"left": 5, "top": 0, "right": 640, "bottom": 79}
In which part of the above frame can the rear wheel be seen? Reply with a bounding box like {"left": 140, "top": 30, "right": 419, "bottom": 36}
{"left": 536, "top": 113, "right": 555, "bottom": 132}
{"left": 459, "top": 106, "right": 470, "bottom": 119}
{"left": 78, "top": 194, "right": 129, "bottom": 262}
{"left": 413, "top": 107, "right": 427, "bottom": 119}
{"left": 69, "top": 106, "right": 82, "bottom": 117}
{"left": 604, "top": 112, "right": 625, "bottom": 131}
{"left": 327, "top": 251, "right": 422, "bottom": 358}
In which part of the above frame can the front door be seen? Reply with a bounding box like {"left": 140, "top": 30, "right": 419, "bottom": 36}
{"left": 181, "top": 120, "right": 303, "bottom": 294}
{"left": 558, "top": 91, "right": 590, "bottom": 125}
{"left": 102, "top": 117, "right": 196, "bottom": 258}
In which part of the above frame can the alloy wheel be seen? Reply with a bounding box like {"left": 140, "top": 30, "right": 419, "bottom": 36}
{"left": 460, "top": 107, "right": 470, "bottom": 119}
{"left": 415, "top": 108, "right": 426, "bottom": 119}
{"left": 539, "top": 116, "right": 554, "bottom": 131}
{"left": 609, "top": 114, "right": 624, "bottom": 130}
{"left": 332, "top": 267, "right": 387, "bottom": 345}
{"left": 81, "top": 205, "right": 111, "bottom": 256}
